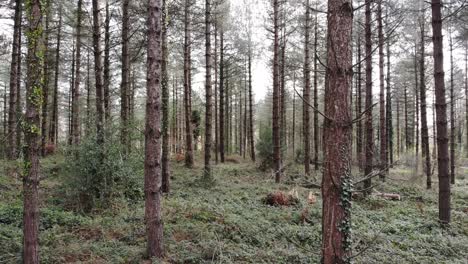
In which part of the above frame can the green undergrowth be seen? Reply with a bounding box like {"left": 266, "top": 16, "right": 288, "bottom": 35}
{"left": 0, "top": 155, "right": 467, "bottom": 263}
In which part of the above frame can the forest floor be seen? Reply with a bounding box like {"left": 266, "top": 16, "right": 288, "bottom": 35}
{"left": 0, "top": 154, "right": 467, "bottom": 264}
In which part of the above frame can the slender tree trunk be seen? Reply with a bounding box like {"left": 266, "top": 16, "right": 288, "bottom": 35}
{"left": 7, "top": 0, "right": 22, "bottom": 159}
{"left": 465, "top": 41, "right": 468, "bottom": 158}
{"left": 203, "top": 0, "right": 213, "bottom": 181}
{"left": 404, "top": 85, "right": 409, "bottom": 151}
{"left": 378, "top": 0, "right": 386, "bottom": 179}
{"left": 321, "top": 0, "right": 353, "bottom": 262}
{"left": 16, "top": 18, "right": 23, "bottom": 156}
{"left": 68, "top": 41, "right": 76, "bottom": 146}
{"left": 414, "top": 46, "right": 420, "bottom": 159}
{"left": 303, "top": 0, "right": 311, "bottom": 176}
{"left": 103, "top": 0, "right": 111, "bottom": 121}
{"left": 219, "top": 31, "right": 225, "bottom": 162}
{"left": 23, "top": 0, "right": 45, "bottom": 262}
{"left": 397, "top": 99, "right": 401, "bottom": 156}
{"left": 280, "top": 27, "right": 287, "bottom": 155}
{"left": 431, "top": 0, "right": 451, "bottom": 224}
{"left": 272, "top": 0, "right": 281, "bottom": 182}
{"left": 214, "top": 25, "right": 219, "bottom": 164}
{"left": 449, "top": 27, "right": 455, "bottom": 185}
{"left": 161, "top": 0, "right": 170, "bottom": 193}
{"left": 92, "top": 0, "right": 105, "bottom": 145}
{"left": 243, "top": 64, "right": 248, "bottom": 159}
{"left": 364, "top": 0, "right": 374, "bottom": 194}
{"left": 49, "top": 6, "right": 62, "bottom": 146}
{"left": 121, "top": 0, "right": 130, "bottom": 154}
{"left": 184, "top": 0, "right": 194, "bottom": 167}
{"left": 86, "top": 51, "right": 91, "bottom": 134}
{"left": 357, "top": 33, "right": 363, "bottom": 170}
{"left": 248, "top": 52, "right": 255, "bottom": 162}
{"left": 72, "top": 0, "right": 83, "bottom": 145}
{"left": 41, "top": 2, "right": 51, "bottom": 156}
{"left": 313, "top": 14, "right": 319, "bottom": 171}
{"left": 145, "top": 0, "right": 164, "bottom": 257}
{"left": 419, "top": 16, "right": 431, "bottom": 189}
{"left": 386, "top": 12, "right": 393, "bottom": 165}
{"left": 292, "top": 74, "right": 296, "bottom": 155}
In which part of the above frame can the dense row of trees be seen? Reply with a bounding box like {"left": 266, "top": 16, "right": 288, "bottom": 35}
{"left": 0, "top": 0, "right": 466, "bottom": 262}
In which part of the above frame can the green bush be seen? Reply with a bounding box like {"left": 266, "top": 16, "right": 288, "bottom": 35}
{"left": 256, "top": 125, "right": 274, "bottom": 171}
{"left": 64, "top": 134, "right": 143, "bottom": 212}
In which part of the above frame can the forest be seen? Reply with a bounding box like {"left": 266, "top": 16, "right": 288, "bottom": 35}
{"left": 0, "top": 0, "right": 467, "bottom": 263}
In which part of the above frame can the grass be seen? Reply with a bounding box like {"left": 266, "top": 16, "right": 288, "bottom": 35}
{"left": 0, "top": 154, "right": 467, "bottom": 263}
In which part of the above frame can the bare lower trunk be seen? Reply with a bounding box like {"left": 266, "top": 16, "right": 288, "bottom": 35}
{"left": 121, "top": 0, "right": 130, "bottom": 154}
{"left": 49, "top": 6, "right": 62, "bottom": 146}
{"left": 72, "top": 0, "right": 83, "bottom": 145}
{"left": 449, "top": 28, "right": 455, "bottom": 185}
{"left": 303, "top": 0, "right": 311, "bottom": 176}
{"left": 93, "top": 0, "right": 105, "bottom": 145}
{"left": 104, "top": 0, "right": 111, "bottom": 121}
{"left": 203, "top": 0, "right": 213, "bottom": 181}
{"left": 219, "top": 30, "right": 225, "bottom": 162}
{"left": 161, "top": 0, "right": 170, "bottom": 193}
{"left": 364, "top": 0, "right": 374, "bottom": 195}
{"left": 272, "top": 0, "right": 281, "bottom": 182}
{"left": 378, "top": 0, "right": 386, "bottom": 179}
{"left": 184, "top": 0, "right": 194, "bottom": 167}
{"left": 248, "top": 53, "right": 255, "bottom": 161}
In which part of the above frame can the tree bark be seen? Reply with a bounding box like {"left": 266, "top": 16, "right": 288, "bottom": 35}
{"left": 23, "top": 0, "right": 45, "bottom": 262}
{"left": 49, "top": 5, "right": 62, "bottom": 146}
{"left": 41, "top": 2, "right": 51, "bottom": 156}
{"left": 104, "top": 0, "right": 111, "bottom": 121}
{"left": 313, "top": 14, "right": 319, "bottom": 171}
{"left": 72, "top": 0, "right": 83, "bottom": 145}
{"left": 184, "top": 0, "right": 194, "bottom": 167}
{"left": 121, "top": 0, "right": 130, "bottom": 154}
{"left": 93, "top": 0, "right": 105, "bottom": 145}
{"left": 7, "top": 0, "right": 22, "bottom": 159}
{"left": 220, "top": 30, "right": 225, "bottom": 162}
{"left": 214, "top": 25, "right": 219, "bottom": 164}
{"left": 364, "top": 0, "right": 374, "bottom": 194}
{"left": 248, "top": 51, "right": 255, "bottom": 162}
{"left": 449, "top": 27, "right": 455, "bottom": 185}
{"left": 161, "top": 0, "right": 170, "bottom": 193}
{"left": 303, "top": 0, "right": 311, "bottom": 176}
{"left": 356, "top": 30, "right": 363, "bottom": 170}
{"left": 385, "top": 12, "right": 393, "bottom": 165}
{"left": 430, "top": 0, "right": 451, "bottom": 224}
{"left": 378, "top": 0, "right": 386, "bottom": 179}
{"left": 145, "top": 0, "right": 164, "bottom": 257}
{"left": 321, "top": 0, "right": 353, "bottom": 262}
{"left": 203, "top": 0, "right": 213, "bottom": 181}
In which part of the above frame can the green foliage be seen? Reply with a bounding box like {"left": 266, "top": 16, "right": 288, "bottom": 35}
{"left": 192, "top": 110, "right": 202, "bottom": 140}
{"left": 255, "top": 124, "right": 274, "bottom": 171}
{"left": 63, "top": 134, "right": 143, "bottom": 211}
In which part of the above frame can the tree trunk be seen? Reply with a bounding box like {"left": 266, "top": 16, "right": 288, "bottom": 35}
{"left": 430, "top": 0, "right": 451, "bottom": 224}
{"left": 378, "top": 0, "right": 386, "bottom": 179}
{"left": 7, "top": 0, "right": 22, "bottom": 160}
{"left": 68, "top": 41, "right": 76, "bottom": 146}
{"left": 419, "top": 15, "right": 431, "bottom": 189}
{"left": 397, "top": 99, "right": 401, "bottom": 156}
{"left": 313, "top": 14, "right": 319, "bottom": 171}
{"left": 303, "top": 0, "right": 311, "bottom": 176}
{"left": 272, "top": 0, "right": 281, "bottom": 182}
{"left": 214, "top": 25, "right": 219, "bottom": 164}
{"left": 49, "top": 5, "right": 62, "bottom": 146}
{"left": 364, "top": 0, "right": 374, "bottom": 194}
{"left": 145, "top": 0, "right": 164, "bottom": 257}
{"left": 465, "top": 41, "right": 468, "bottom": 158}
{"left": 41, "top": 2, "right": 51, "bottom": 156}
{"left": 292, "top": 74, "right": 296, "bottom": 155}
{"left": 385, "top": 11, "right": 393, "bottom": 165}
{"left": 449, "top": 27, "right": 455, "bottom": 185}
{"left": 23, "top": 0, "right": 45, "bottom": 262}
{"left": 184, "top": 0, "right": 194, "bottom": 167}
{"left": 161, "top": 0, "right": 170, "bottom": 193}
{"left": 72, "top": 0, "right": 83, "bottom": 145}
{"left": 248, "top": 52, "right": 255, "bottom": 162}
{"left": 321, "top": 0, "right": 353, "bottom": 262}
{"left": 404, "top": 85, "right": 409, "bottom": 151}
{"left": 121, "top": 0, "right": 130, "bottom": 154}
{"left": 220, "top": 30, "right": 225, "bottom": 162}
{"left": 356, "top": 31, "right": 363, "bottom": 170}
{"left": 104, "top": 0, "right": 111, "bottom": 121}
{"left": 93, "top": 0, "right": 105, "bottom": 145}
{"left": 203, "top": 0, "right": 213, "bottom": 181}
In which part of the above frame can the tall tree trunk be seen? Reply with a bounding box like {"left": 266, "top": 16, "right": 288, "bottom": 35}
{"left": 72, "top": 0, "right": 83, "bottom": 145}
{"left": 404, "top": 85, "right": 409, "bottom": 151}
{"left": 121, "top": 0, "right": 130, "bottom": 154}
{"left": 313, "top": 14, "right": 319, "bottom": 171}
{"left": 145, "top": 0, "right": 164, "bottom": 257}
{"left": 465, "top": 41, "right": 468, "bottom": 158}
{"left": 321, "top": 0, "right": 353, "bottom": 262}
{"left": 243, "top": 64, "right": 248, "bottom": 159}
{"left": 93, "top": 0, "right": 105, "bottom": 145}
{"left": 41, "top": 2, "right": 51, "bottom": 156}
{"left": 397, "top": 99, "right": 401, "bottom": 156}
{"left": 292, "top": 74, "right": 296, "bottom": 155}
{"left": 7, "top": 0, "right": 22, "bottom": 159}
{"left": 214, "top": 25, "right": 219, "bottom": 164}
{"left": 23, "top": 0, "right": 45, "bottom": 262}
{"left": 419, "top": 15, "right": 431, "bottom": 189}
{"left": 385, "top": 12, "right": 393, "bottom": 165}
{"left": 184, "top": 0, "right": 194, "bottom": 167}
{"left": 220, "top": 30, "right": 225, "bottom": 162}
{"left": 103, "top": 0, "right": 111, "bottom": 121}
{"left": 68, "top": 41, "right": 76, "bottom": 146}
{"left": 248, "top": 51, "right": 255, "bottom": 161}
{"left": 49, "top": 5, "right": 62, "bottom": 146}
{"left": 303, "top": 0, "right": 311, "bottom": 176}
{"left": 449, "top": 27, "right": 455, "bottom": 185}
{"left": 357, "top": 32, "right": 363, "bottom": 170}
{"left": 272, "top": 0, "right": 281, "bottom": 182}
{"left": 203, "top": 0, "right": 213, "bottom": 181}
{"left": 161, "top": 0, "right": 170, "bottom": 193}
{"left": 414, "top": 46, "right": 420, "bottom": 159}
{"left": 86, "top": 51, "right": 91, "bottom": 134}
{"left": 16, "top": 18, "right": 23, "bottom": 156}
{"left": 280, "top": 27, "right": 287, "bottom": 154}
{"left": 378, "top": 0, "right": 386, "bottom": 179}
{"left": 364, "top": 0, "right": 374, "bottom": 194}
{"left": 431, "top": 0, "right": 451, "bottom": 224}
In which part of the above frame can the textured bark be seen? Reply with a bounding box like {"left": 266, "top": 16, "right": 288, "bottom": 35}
{"left": 272, "top": 0, "right": 281, "bottom": 182}
{"left": 465, "top": 42, "right": 468, "bottom": 158}
{"left": 7, "top": 0, "right": 22, "bottom": 159}
{"left": 219, "top": 30, "right": 225, "bottom": 162}
{"left": 16, "top": 18, "right": 22, "bottom": 156}
{"left": 419, "top": 16, "right": 431, "bottom": 189}
{"left": 68, "top": 42, "right": 76, "bottom": 146}
{"left": 414, "top": 46, "right": 419, "bottom": 158}
{"left": 248, "top": 52, "right": 255, "bottom": 161}
{"left": 93, "top": 0, "right": 105, "bottom": 145}
{"left": 356, "top": 32, "right": 363, "bottom": 170}
{"left": 292, "top": 74, "right": 296, "bottom": 155}
{"left": 23, "top": 0, "right": 45, "bottom": 262}
{"left": 397, "top": 99, "right": 401, "bottom": 156}
{"left": 161, "top": 0, "right": 170, "bottom": 193}
{"left": 86, "top": 51, "right": 91, "bottom": 133}
{"left": 41, "top": 2, "right": 51, "bottom": 156}
{"left": 385, "top": 12, "right": 393, "bottom": 165}
{"left": 364, "top": 0, "right": 374, "bottom": 194}
{"left": 303, "top": 0, "right": 311, "bottom": 176}
{"left": 321, "top": 0, "right": 353, "bottom": 262}
{"left": 72, "top": 0, "right": 83, "bottom": 145}
{"left": 378, "top": 0, "right": 386, "bottom": 179}
{"left": 121, "top": 0, "right": 130, "bottom": 154}
{"left": 49, "top": 6, "right": 62, "bottom": 146}
{"left": 449, "top": 29, "right": 455, "bottom": 185}
{"left": 104, "top": 0, "right": 111, "bottom": 121}
{"left": 203, "top": 0, "right": 213, "bottom": 181}
{"left": 430, "top": 0, "right": 451, "bottom": 224}
{"left": 214, "top": 25, "right": 219, "bottom": 164}
{"left": 313, "top": 14, "right": 319, "bottom": 171}
{"left": 145, "top": 0, "right": 164, "bottom": 257}
{"left": 280, "top": 27, "right": 287, "bottom": 154}
{"left": 183, "top": 0, "right": 194, "bottom": 167}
